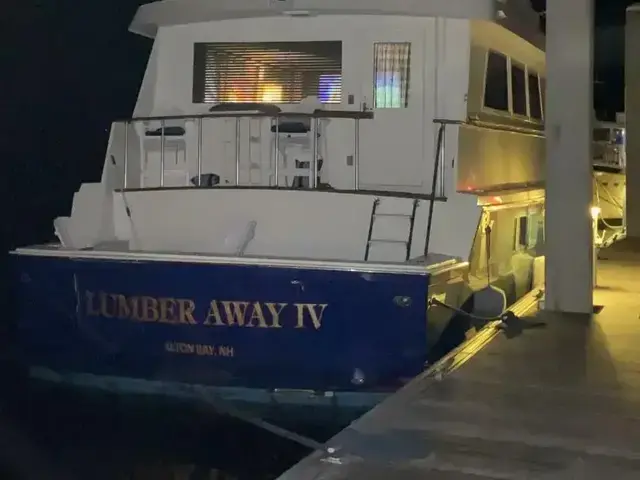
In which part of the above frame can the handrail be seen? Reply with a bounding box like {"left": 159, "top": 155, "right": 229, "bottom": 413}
{"left": 120, "top": 109, "right": 374, "bottom": 123}
{"left": 116, "top": 109, "right": 372, "bottom": 190}
{"left": 432, "top": 118, "right": 464, "bottom": 125}
{"left": 424, "top": 121, "right": 448, "bottom": 257}
{"left": 117, "top": 184, "right": 448, "bottom": 201}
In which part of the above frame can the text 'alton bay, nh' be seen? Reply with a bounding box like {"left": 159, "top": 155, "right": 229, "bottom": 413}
{"left": 84, "top": 291, "right": 328, "bottom": 330}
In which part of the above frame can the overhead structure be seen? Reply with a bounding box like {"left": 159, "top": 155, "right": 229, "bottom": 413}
{"left": 544, "top": 0, "right": 594, "bottom": 314}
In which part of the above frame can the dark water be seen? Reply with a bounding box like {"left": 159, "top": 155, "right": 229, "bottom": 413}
{"left": 0, "top": 318, "right": 472, "bottom": 480}
{"left": 0, "top": 360, "right": 333, "bottom": 480}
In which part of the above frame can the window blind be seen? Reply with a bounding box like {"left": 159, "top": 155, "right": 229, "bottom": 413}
{"left": 192, "top": 41, "right": 343, "bottom": 104}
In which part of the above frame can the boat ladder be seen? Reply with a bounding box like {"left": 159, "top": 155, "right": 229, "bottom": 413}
{"left": 365, "top": 198, "right": 419, "bottom": 261}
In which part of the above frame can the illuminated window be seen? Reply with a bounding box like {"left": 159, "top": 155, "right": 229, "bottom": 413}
{"left": 484, "top": 51, "right": 509, "bottom": 111}
{"left": 192, "top": 41, "right": 342, "bottom": 104}
{"left": 318, "top": 74, "right": 341, "bottom": 104}
{"left": 373, "top": 43, "right": 411, "bottom": 108}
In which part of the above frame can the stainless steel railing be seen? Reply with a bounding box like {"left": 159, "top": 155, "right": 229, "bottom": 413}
{"left": 115, "top": 109, "right": 373, "bottom": 190}
{"left": 432, "top": 118, "right": 462, "bottom": 198}
{"left": 424, "top": 118, "right": 462, "bottom": 256}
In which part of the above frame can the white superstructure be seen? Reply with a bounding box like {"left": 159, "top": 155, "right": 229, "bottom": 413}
{"left": 38, "top": 0, "right": 549, "bottom": 270}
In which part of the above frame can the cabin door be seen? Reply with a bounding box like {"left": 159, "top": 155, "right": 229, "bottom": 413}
{"left": 356, "top": 32, "right": 427, "bottom": 190}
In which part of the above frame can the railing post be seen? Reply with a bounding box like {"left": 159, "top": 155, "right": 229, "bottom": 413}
{"left": 235, "top": 117, "right": 240, "bottom": 185}
{"left": 273, "top": 117, "right": 280, "bottom": 187}
{"left": 312, "top": 117, "right": 319, "bottom": 188}
{"left": 425, "top": 121, "right": 446, "bottom": 257}
{"left": 160, "top": 119, "right": 165, "bottom": 187}
{"left": 197, "top": 117, "right": 203, "bottom": 186}
{"left": 123, "top": 121, "right": 129, "bottom": 189}
{"left": 439, "top": 124, "right": 446, "bottom": 197}
{"left": 354, "top": 117, "right": 360, "bottom": 190}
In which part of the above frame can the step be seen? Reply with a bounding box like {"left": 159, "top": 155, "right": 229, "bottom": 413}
{"left": 368, "top": 239, "right": 408, "bottom": 245}
{"left": 374, "top": 213, "right": 412, "bottom": 218}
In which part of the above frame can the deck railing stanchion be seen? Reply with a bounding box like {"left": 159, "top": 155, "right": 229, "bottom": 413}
{"left": 439, "top": 125, "right": 446, "bottom": 196}
{"left": 424, "top": 122, "right": 446, "bottom": 257}
{"left": 160, "top": 119, "right": 165, "bottom": 187}
{"left": 123, "top": 121, "right": 129, "bottom": 189}
{"left": 354, "top": 118, "right": 360, "bottom": 190}
{"left": 197, "top": 118, "right": 203, "bottom": 186}
{"left": 312, "top": 117, "right": 319, "bottom": 188}
{"left": 235, "top": 117, "right": 241, "bottom": 185}
{"left": 274, "top": 117, "right": 280, "bottom": 186}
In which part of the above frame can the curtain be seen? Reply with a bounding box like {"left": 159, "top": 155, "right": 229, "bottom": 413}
{"left": 373, "top": 43, "right": 411, "bottom": 108}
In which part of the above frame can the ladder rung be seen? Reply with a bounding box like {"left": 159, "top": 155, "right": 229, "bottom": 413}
{"left": 374, "top": 213, "right": 412, "bottom": 218}
{"left": 368, "top": 239, "right": 408, "bottom": 245}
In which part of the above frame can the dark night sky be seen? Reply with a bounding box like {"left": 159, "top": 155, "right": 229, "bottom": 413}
{"left": 0, "top": 0, "right": 636, "bottom": 253}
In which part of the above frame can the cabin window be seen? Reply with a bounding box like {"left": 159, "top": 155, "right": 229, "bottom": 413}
{"left": 514, "top": 215, "right": 529, "bottom": 250}
{"left": 514, "top": 211, "right": 544, "bottom": 252}
{"left": 192, "top": 41, "right": 343, "bottom": 104}
{"left": 528, "top": 73, "right": 542, "bottom": 120}
{"left": 529, "top": 213, "right": 544, "bottom": 249}
{"left": 511, "top": 62, "right": 527, "bottom": 116}
{"left": 484, "top": 51, "right": 509, "bottom": 112}
{"left": 373, "top": 42, "right": 411, "bottom": 108}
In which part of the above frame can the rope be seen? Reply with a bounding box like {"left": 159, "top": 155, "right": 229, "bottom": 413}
{"left": 429, "top": 298, "right": 547, "bottom": 335}
{"left": 429, "top": 297, "right": 504, "bottom": 323}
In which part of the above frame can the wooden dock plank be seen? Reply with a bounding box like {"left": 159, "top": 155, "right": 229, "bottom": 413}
{"left": 279, "top": 252, "right": 640, "bottom": 478}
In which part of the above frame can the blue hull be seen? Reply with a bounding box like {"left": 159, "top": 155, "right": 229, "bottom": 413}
{"left": 13, "top": 254, "right": 433, "bottom": 420}
{"left": 29, "top": 367, "right": 387, "bottom": 429}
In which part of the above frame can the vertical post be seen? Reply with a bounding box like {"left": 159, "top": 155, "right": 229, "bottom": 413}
{"left": 591, "top": 206, "right": 600, "bottom": 286}
{"left": 439, "top": 125, "right": 446, "bottom": 197}
{"left": 235, "top": 117, "right": 240, "bottom": 185}
{"left": 623, "top": 188, "right": 628, "bottom": 232}
{"left": 197, "top": 117, "right": 203, "bottom": 186}
{"left": 545, "top": 0, "right": 594, "bottom": 314}
{"left": 274, "top": 117, "right": 280, "bottom": 186}
{"left": 160, "top": 119, "right": 165, "bottom": 187}
{"left": 354, "top": 118, "right": 360, "bottom": 190}
{"left": 312, "top": 117, "right": 319, "bottom": 188}
{"left": 626, "top": 8, "right": 640, "bottom": 237}
{"left": 123, "top": 121, "right": 129, "bottom": 189}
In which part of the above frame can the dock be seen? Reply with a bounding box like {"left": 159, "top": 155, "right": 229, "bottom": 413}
{"left": 279, "top": 239, "right": 640, "bottom": 479}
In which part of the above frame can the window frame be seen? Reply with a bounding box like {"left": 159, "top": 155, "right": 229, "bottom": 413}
{"left": 527, "top": 70, "right": 543, "bottom": 122}
{"left": 513, "top": 209, "right": 545, "bottom": 253}
{"left": 540, "top": 76, "right": 544, "bottom": 120}
{"left": 510, "top": 60, "right": 529, "bottom": 118}
{"left": 482, "top": 50, "right": 546, "bottom": 123}
{"left": 482, "top": 49, "right": 511, "bottom": 114}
